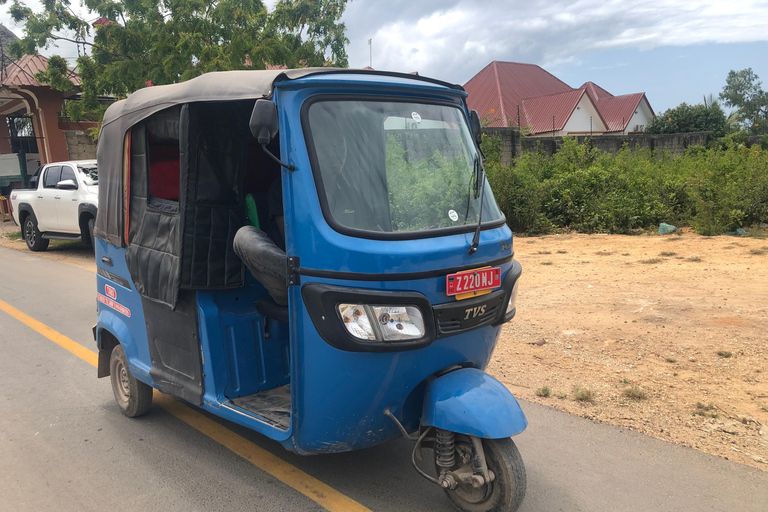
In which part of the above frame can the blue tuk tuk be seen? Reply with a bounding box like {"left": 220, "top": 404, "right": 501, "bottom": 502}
{"left": 93, "top": 68, "right": 526, "bottom": 512}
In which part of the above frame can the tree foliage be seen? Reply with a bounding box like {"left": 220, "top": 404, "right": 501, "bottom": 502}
{"left": 719, "top": 68, "right": 768, "bottom": 134}
{"left": 645, "top": 101, "right": 728, "bottom": 137}
{"left": 2, "top": 0, "right": 351, "bottom": 121}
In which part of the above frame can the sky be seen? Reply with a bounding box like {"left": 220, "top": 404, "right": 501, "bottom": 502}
{"left": 2, "top": 0, "right": 767, "bottom": 113}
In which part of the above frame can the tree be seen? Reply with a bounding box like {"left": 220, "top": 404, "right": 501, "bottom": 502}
{"left": 2, "top": 0, "right": 350, "bottom": 122}
{"left": 719, "top": 68, "right": 768, "bottom": 134}
{"left": 644, "top": 101, "right": 728, "bottom": 137}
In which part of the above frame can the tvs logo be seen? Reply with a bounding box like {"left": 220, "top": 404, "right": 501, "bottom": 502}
{"left": 464, "top": 304, "right": 487, "bottom": 320}
{"left": 105, "top": 285, "right": 117, "bottom": 300}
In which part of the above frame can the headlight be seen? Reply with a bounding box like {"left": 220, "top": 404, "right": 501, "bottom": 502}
{"left": 338, "top": 304, "right": 426, "bottom": 342}
{"left": 505, "top": 277, "right": 520, "bottom": 315}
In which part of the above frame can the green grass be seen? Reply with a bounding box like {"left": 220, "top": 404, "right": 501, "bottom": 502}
{"left": 693, "top": 402, "right": 718, "bottom": 418}
{"left": 686, "top": 256, "right": 702, "bottom": 262}
{"left": 717, "top": 350, "right": 732, "bottom": 358}
{"left": 750, "top": 248, "right": 766, "bottom": 255}
{"left": 6, "top": 230, "right": 22, "bottom": 240}
{"left": 622, "top": 385, "right": 647, "bottom": 400}
{"left": 572, "top": 385, "right": 594, "bottom": 402}
{"left": 535, "top": 387, "right": 551, "bottom": 398}
{"left": 659, "top": 251, "right": 677, "bottom": 256}
{"left": 639, "top": 258, "right": 663, "bottom": 264}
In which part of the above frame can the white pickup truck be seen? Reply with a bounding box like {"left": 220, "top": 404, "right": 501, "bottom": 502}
{"left": 10, "top": 160, "right": 98, "bottom": 252}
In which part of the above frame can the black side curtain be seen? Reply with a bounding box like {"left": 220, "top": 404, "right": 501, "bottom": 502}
{"left": 179, "top": 102, "right": 248, "bottom": 290}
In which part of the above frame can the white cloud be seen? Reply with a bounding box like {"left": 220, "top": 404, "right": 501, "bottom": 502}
{"left": 344, "top": 0, "right": 768, "bottom": 83}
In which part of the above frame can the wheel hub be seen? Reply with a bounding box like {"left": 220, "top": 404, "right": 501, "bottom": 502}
{"left": 25, "top": 222, "right": 34, "bottom": 244}
{"left": 115, "top": 361, "right": 131, "bottom": 401}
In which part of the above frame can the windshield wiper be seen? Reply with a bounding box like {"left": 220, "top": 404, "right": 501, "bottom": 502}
{"left": 468, "top": 154, "right": 486, "bottom": 255}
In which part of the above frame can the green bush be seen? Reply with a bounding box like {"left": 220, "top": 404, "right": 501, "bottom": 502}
{"left": 484, "top": 136, "right": 768, "bottom": 235}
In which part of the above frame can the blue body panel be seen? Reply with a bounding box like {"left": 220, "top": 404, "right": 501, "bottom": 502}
{"left": 95, "top": 238, "right": 155, "bottom": 385}
{"left": 422, "top": 368, "right": 528, "bottom": 439}
{"left": 95, "top": 72, "right": 525, "bottom": 455}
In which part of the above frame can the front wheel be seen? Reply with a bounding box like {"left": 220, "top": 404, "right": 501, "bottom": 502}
{"left": 24, "top": 216, "right": 49, "bottom": 252}
{"left": 109, "top": 344, "right": 153, "bottom": 417}
{"left": 442, "top": 437, "right": 526, "bottom": 512}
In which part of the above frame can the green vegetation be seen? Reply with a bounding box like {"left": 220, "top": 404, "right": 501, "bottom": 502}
{"left": 483, "top": 135, "right": 768, "bottom": 236}
{"left": 622, "top": 385, "right": 647, "bottom": 400}
{"left": 645, "top": 100, "right": 728, "bottom": 137}
{"left": 4, "top": 0, "right": 351, "bottom": 123}
{"left": 535, "top": 387, "right": 551, "bottom": 398}
{"left": 6, "top": 230, "right": 22, "bottom": 241}
{"left": 717, "top": 350, "right": 733, "bottom": 358}
{"left": 693, "top": 402, "right": 718, "bottom": 418}
{"left": 572, "top": 385, "right": 594, "bottom": 402}
{"left": 719, "top": 68, "right": 768, "bottom": 135}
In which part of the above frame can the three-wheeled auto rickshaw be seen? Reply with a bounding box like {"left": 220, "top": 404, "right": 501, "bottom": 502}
{"left": 93, "top": 68, "right": 526, "bottom": 512}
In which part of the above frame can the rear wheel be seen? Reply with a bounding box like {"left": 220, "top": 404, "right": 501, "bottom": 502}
{"left": 441, "top": 436, "right": 526, "bottom": 512}
{"left": 109, "top": 344, "right": 153, "bottom": 417}
{"left": 24, "top": 216, "right": 49, "bottom": 252}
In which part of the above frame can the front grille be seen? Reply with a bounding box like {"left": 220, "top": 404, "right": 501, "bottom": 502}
{"left": 433, "top": 291, "right": 505, "bottom": 336}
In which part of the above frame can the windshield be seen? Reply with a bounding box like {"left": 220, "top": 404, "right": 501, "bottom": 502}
{"left": 78, "top": 165, "right": 98, "bottom": 186}
{"left": 306, "top": 100, "right": 503, "bottom": 234}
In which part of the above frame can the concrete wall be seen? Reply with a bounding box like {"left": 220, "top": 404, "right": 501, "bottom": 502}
{"left": 481, "top": 127, "right": 714, "bottom": 159}
{"left": 63, "top": 130, "right": 97, "bottom": 160}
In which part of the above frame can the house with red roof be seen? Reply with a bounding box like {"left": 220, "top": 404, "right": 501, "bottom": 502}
{"left": 464, "top": 61, "right": 654, "bottom": 136}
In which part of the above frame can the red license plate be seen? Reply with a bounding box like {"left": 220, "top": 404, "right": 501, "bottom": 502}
{"left": 446, "top": 266, "right": 501, "bottom": 297}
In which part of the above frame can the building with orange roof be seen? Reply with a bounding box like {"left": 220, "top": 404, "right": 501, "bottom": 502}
{"left": 0, "top": 24, "right": 98, "bottom": 190}
{"left": 464, "top": 61, "right": 654, "bottom": 136}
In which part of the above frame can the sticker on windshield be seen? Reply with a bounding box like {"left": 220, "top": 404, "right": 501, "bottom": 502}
{"left": 411, "top": 112, "right": 422, "bottom": 123}
{"left": 448, "top": 209, "right": 459, "bottom": 222}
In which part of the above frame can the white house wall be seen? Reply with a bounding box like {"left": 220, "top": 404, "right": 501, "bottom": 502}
{"left": 563, "top": 95, "right": 607, "bottom": 135}
{"left": 629, "top": 98, "right": 653, "bottom": 133}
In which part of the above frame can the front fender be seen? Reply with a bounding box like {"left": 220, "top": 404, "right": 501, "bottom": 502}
{"left": 422, "top": 368, "right": 527, "bottom": 439}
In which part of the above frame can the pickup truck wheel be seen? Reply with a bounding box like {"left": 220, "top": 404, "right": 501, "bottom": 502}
{"left": 109, "top": 344, "right": 153, "bottom": 417}
{"left": 24, "top": 217, "right": 49, "bottom": 252}
{"left": 83, "top": 217, "right": 95, "bottom": 247}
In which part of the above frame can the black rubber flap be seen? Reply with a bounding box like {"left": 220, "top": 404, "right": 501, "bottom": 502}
{"left": 144, "top": 290, "right": 204, "bottom": 405}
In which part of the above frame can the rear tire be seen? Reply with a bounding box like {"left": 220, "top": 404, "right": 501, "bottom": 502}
{"left": 109, "top": 344, "right": 153, "bottom": 417}
{"left": 24, "top": 216, "right": 49, "bottom": 252}
{"left": 441, "top": 437, "right": 526, "bottom": 512}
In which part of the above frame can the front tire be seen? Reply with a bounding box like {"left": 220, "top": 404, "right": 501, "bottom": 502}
{"left": 442, "top": 437, "right": 526, "bottom": 512}
{"left": 109, "top": 344, "right": 153, "bottom": 417}
{"left": 24, "top": 217, "right": 49, "bottom": 252}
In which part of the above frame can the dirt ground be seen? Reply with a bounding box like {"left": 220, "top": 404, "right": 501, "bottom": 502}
{"left": 2, "top": 219, "right": 768, "bottom": 471}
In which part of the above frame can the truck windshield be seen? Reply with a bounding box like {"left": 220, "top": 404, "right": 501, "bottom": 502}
{"left": 78, "top": 165, "right": 98, "bottom": 186}
{"left": 306, "top": 100, "right": 503, "bottom": 234}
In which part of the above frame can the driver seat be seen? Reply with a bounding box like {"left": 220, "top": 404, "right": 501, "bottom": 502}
{"left": 233, "top": 225, "right": 289, "bottom": 323}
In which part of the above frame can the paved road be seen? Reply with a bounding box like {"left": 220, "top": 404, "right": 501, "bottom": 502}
{"left": 0, "top": 245, "right": 766, "bottom": 512}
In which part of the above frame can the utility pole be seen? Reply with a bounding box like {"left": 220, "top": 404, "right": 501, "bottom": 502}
{"left": 368, "top": 39, "right": 372, "bottom": 67}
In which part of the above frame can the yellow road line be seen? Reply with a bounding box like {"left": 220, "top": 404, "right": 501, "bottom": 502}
{"left": 0, "top": 298, "right": 373, "bottom": 512}
{"left": 0, "top": 299, "right": 98, "bottom": 367}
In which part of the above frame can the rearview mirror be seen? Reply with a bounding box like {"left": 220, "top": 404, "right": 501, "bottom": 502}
{"left": 56, "top": 179, "right": 77, "bottom": 190}
{"left": 250, "top": 99, "right": 279, "bottom": 145}
{"left": 470, "top": 110, "right": 482, "bottom": 146}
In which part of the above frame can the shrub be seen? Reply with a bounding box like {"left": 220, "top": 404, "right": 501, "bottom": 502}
{"left": 485, "top": 136, "right": 768, "bottom": 236}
